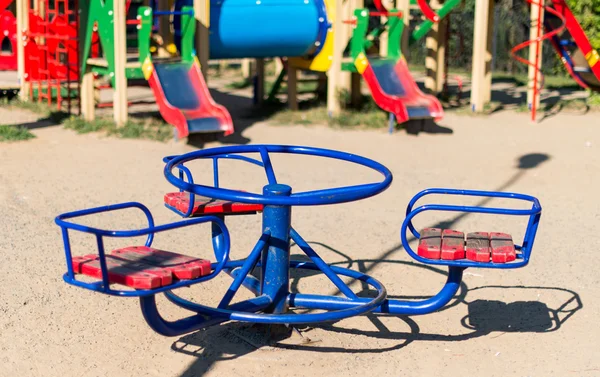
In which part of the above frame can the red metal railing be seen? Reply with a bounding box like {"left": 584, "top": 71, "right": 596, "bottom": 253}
{"left": 510, "top": 0, "right": 566, "bottom": 121}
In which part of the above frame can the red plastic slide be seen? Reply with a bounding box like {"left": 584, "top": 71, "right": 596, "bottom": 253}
{"left": 361, "top": 57, "right": 443, "bottom": 124}
{"left": 146, "top": 59, "right": 234, "bottom": 139}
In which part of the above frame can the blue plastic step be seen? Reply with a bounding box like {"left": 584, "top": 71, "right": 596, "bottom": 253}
{"left": 574, "top": 66, "right": 592, "bottom": 73}
{"left": 407, "top": 107, "right": 431, "bottom": 119}
{"left": 559, "top": 39, "right": 576, "bottom": 47}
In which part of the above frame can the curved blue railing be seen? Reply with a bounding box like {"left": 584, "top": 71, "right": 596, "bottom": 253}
{"left": 55, "top": 202, "right": 231, "bottom": 296}
{"left": 164, "top": 145, "right": 393, "bottom": 206}
{"left": 401, "top": 188, "right": 542, "bottom": 269}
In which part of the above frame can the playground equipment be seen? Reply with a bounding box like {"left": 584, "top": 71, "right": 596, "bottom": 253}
{"left": 545, "top": 0, "right": 600, "bottom": 92}
{"left": 24, "top": 0, "right": 79, "bottom": 111}
{"left": 509, "top": 0, "right": 600, "bottom": 121}
{"left": 56, "top": 144, "right": 542, "bottom": 336}
{"left": 343, "top": 8, "right": 444, "bottom": 131}
{"left": 78, "top": 1, "right": 234, "bottom": 138}
{"left": 9, "top": 0, "right": 466, "bottom": 133}
{"left": 470, "top": 0, "right": 600, "bottom": 120}
{"left": 0, "top": 0, "right": 16, "bottom": 70}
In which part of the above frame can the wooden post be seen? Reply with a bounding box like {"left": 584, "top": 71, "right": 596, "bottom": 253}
{"left": 113, "top": 0, "right": 128, "bottom": 125}
{"left": 327, "top": 0, "right": 344, "bottom": 116}
{"left": 425, "top": 18, "right": 441, "bottom": 94}
{"left": 81, "top": 70, "right": 96, "bottom": 121}
{"left": 436, "top": 17, "right": 447, "bottom": 93}
{"left": 275, "top": 58, "right": 284, "bottom": 75}
{"left": 16, "top": 0, "right": 28, "bottom": 100}
{"left": 379, "top": 0, "right": 390, "bottom": 57}
{"left": 398, "top": 0, "right": 410, "bottom": 59}
{"left": 287, "top": 65, "right": 298, "bottom": 110}
{"left": 424, "top": 6, "right": 446, "bottom": 95}
{"left": 241, "top": 58, "right": 252, "bottom": 79}
{"left": 339, "top": 0, "right": 356, "bottom": 91}
{"left": 527, "top": 1, "right": 543, "bottom": 110}
{"left": 469, "top": 0, "right": 492, "bottom": 112}
{"left": 194, "top": 0, "right": 210, "bottom": 80}
{"left": 483, "top": 0, "right": 495, "bottom": 103}
{"left": 255, "top": 59, "right": 265, "bottom": 105}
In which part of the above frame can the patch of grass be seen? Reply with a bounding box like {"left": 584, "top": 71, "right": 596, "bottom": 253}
{"left": 63, "top": 117, "right": 114, "bottom": 133}
{"left": 515, "top": 103, "right": 531, "bottom": 113}
{"left": 4, "top": 99, "right": 70, "bottom": 123}
{"left": 111, "top": 118, "right": 173, "bottom": 141}
{"left": 225, "top": 78, "right": 253, "bottom": 90}
{"left": 0, "top": 125, "right": 36, "bottom": 142}
{"left": 587, "top": 91, "right": 600, "bottom": 109}
{"left": 7, "top": 99, "right": 53, "bottom": 116}
{"left": 492, "top": 72, "right": 580, "bottom": 90}
{"left": 62, "top": 116, "right": 173, "bottom": 142}
{"left": 269, "top": 100, "right": 388, "bottom": 129}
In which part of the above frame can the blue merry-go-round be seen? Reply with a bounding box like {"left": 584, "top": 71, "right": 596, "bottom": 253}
{"left": 55, "top": 145, "right": 542, "bottom": 336}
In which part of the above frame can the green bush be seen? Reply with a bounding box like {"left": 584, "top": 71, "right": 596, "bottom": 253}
{"left": 565, "top": 0, "right": 600, "bottom": 50}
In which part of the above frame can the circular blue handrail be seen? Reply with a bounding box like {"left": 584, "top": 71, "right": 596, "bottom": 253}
{"left": 164, "top": 145, "right": 393, "bottom": 206}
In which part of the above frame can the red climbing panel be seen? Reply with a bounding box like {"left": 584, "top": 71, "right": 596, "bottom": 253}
{"left": 418, "top": 229, "right": 516, "bottom": 264}
{"left": 0, "top": 9, "right": 17, "bottom": 71}
{"left": 164, "top": 192, "right": 264, "bottom": 216}
{"left": 71, "top": 247, "right": 212, "bottom": 289}
{"left": 24, "top": 0, "right": 79, "bottom": 111}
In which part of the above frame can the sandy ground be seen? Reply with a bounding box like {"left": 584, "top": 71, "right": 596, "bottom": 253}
{"left": 1, "top": 102, "right": 600, "bottom": 377}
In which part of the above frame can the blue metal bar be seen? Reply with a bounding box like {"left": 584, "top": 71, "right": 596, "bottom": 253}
{"left": 164, "top": 145, "right": 393, "bottom": 206}
{"left": 56, "top": 204, "right": 225, "bottom": 239}
{"left": 164, "top": 154, "right": 264, "bottom": 168}
{"left": 141, "top": 295, "right": 272, "bottom": 337}
{"left": 176, "top": 165, "right": 195, "bottom": 217}
{"left": 261, "top": 184, "right": 292, "bottom": 313}
{"left": 218, "top": 232, "right": 270, "bottom": 308}
{"left": 259, "top": 147, "right": 278, "bottom": 185}
{"left": 405, "top": 188, "right": 541, "bottom": 222}
{"left": 161, "top": 265, "right": 387, "bottom": 324}
{"left": 215, "top": 154, "right": 265, "bottom": 168}
{"left": 288, "top": 266, "right": 463, "bottom": 315}
{"left": 228, "top": 267, "right": 262, "bottom": 295}
{"left": 292, "top": 183, "right": 382, "bottom": 200}
{"left": 96, "top": 235, "right": 110, "bottom": 288}
{"left": 404, "top": 188, "right": 541, "bottom": 240}
{"left": 290, "top": 228, "right": 358, "bottom": 299}
{"left": 61, "top": 228, "right": 75, "bottom": 279}
{"left": 164, "top": 291, "right": 272, "bottom": 316}
{"left": 212, "top": 158, "right": 220, "bottom": 188}
{"left": 211, "top": 217, "right": 226, "bottom": 262}
{"left": 55, "top": 202, "right": 155, "bottom": 245}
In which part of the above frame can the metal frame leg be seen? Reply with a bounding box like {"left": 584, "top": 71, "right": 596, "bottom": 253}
{"left": 261, "top": 184, "right": 292, "bottom": 313}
